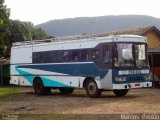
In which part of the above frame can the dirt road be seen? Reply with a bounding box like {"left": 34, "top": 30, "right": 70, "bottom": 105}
{"left": 0, "top": 87, "right": 160, "bottom": 119}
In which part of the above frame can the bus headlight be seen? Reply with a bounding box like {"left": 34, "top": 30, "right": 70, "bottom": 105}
{"left": 144, "top": 75, "right": 151, "bottom": 80}
{"left": 115, "top": 77, "right": 126, "bottom": 81}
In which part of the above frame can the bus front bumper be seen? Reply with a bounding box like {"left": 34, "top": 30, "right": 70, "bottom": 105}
{"left": 113, "top": 82, "right": 152, "bottom": 90}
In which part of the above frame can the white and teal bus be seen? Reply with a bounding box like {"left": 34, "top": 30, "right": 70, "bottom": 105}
{"left": 10, "top": 35, "right": 152, "bottom": 98}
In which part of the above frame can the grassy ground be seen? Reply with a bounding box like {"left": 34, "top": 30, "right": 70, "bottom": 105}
{"left": 0, "top": 87, "right": 20, "bottom": 96}
{"left": 0, "top": 87, "right": 160, "bottom": 120}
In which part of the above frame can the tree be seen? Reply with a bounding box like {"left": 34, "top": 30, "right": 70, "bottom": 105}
{"left": 0, "top": 0, "right": 47, "bottom": 58}
{"left": 6, "top": 20, "right": 47, "bottom": 57}
{"left": 9, "top": 20, "right": 32, "bottom": 43}
{"left": 0, "top": 0, "right": 10, "bottom": 58}
{"left": 9, "top": 20, "right": 47, "bottom": 42}
{"left": 32, "top": 28, "right": 47, "bottom": 40}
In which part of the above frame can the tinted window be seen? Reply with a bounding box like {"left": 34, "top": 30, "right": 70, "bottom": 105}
{"left": 81, "top": 50, "right": 89, "bottom": 61}
{"left": 33, "top": 50, "right": 63, "bottom": 63}
{"left": 103, "top": 45, "right": 111, "bottom": 63}
{"left": 91, "top": 49, "right": 100, "bottom": 61}
{"left": 63, "top": 51, "right": 71, "bottom": 62}
{"left": 63, "top": 50, "right": 80, "bottom": 62}
{"left": 33, "top": 49, "right": 100, "bottom": 63}
{"left": 52, "top": 51, "right": 63, "bottom": 63}
{"left": 72, "top": 50, "right": 80, "bottom": 62}
{"left": 33, "top": 52, "right": 46, "bottom": 63}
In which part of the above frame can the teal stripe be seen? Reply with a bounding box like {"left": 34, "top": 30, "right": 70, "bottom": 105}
{"left": 41, "top": 77, "right": 70, "bottom": 87}
{"left": 15, "top": 67, "right": 70, "bottom": 87}
{"left": 15, "top": 67, "right": 33, "bottom": 84}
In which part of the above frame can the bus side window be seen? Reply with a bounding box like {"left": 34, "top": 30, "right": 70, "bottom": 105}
{"left": 63, "top": 50, "right": 80, "bottom": 62}
{"left": 72, "top": 50, "right": 80, "bottom": 62}
{"left": 38, "top": 52, "right": 45, "bottom": 63}
{"left": 81, "top": 50, "right": 89, "bottom": 61}
{"left": 91, "top": 49, "right": 100, "bottom": 61}
{"left": 33, "top": 52, "right": 37, "bottom": 63}
{"left": 63, "top": 51, "right": 70, "bottom": 62}
{"left": 33, "top": 52, "right": 49, "bottom": 63}
{"left": 103, "top": 45, "right": 111, "bottom": 63}
{"left": 52, "top": 51, "right": 63, "bottom": 63}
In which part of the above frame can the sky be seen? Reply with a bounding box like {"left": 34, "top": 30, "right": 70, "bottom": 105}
{"left": 4, "top": 0, "right": 160, "bottom": 25}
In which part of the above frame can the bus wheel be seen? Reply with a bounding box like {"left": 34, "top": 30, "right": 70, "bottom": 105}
{"left": 85, "top": 79, "right": 102, "bottom": 98}
{"left": 34, "top": 78, "right": 51, "bottom": 95}
{"left": 59, "top": 88, "right": 74, "bottom": 94}
{"left": 113, "top": 89, "right": 128, "bottom": 97}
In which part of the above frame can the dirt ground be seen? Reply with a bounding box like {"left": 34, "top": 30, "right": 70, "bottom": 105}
{"left": 0, "top": 87, "right": 160, "bottom": 120}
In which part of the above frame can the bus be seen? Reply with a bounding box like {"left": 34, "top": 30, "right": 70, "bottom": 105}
{"left": 10, "top": 35, "right": 152, "bottom": 98}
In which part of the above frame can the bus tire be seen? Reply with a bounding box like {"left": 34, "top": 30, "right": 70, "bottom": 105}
{"left": 33, "top": 78, "right": 51, "bottom": 95}
{"left": 59, "top": 88, "right": 74, "bottom": 94}
{"left": 85, "top": 79, "right": 102, "bottom": 98}
{"left": 113, "top": 89, "right": 128, "bottom": 97}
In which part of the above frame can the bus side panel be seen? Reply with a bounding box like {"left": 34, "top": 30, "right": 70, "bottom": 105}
{"left": 60, "top": 76, "right": 83, "bottom": 88}
{"left": 14, "top": 62, "right": 104, "bottom": 88}
{"left": 10, "top": 65, "right": 33, "bottom": 86}
{"left": 100, "top": 69, "right": 113, "bottom": 90}
{"left": 10, "top": 47, "right": 32, "bottom": 64}
{"left": 10, "top": 46, "right": 32, "bottom": 86}
{"left": 12, "top": 64, "right": 83, "bottom": 88}
{"left": 10, "top": 65, "right": 19, "bottom": 85}
{"left": 40, "top": 76, "right": 84, "bottom": 88}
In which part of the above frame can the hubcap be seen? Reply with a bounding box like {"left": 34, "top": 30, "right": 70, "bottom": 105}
{"left": 88, "top": 82, "right": 96, "bottom": 94}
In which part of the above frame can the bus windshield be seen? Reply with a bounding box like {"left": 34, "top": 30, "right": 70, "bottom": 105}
{"left": 114, "top": 43, "right": 148, "bottom": 67}
{"left": 135, "top": 44, "right": 148, "bottom": 67}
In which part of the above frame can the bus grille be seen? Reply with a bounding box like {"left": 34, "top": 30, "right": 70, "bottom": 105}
{"left": 128, "top": 76, "right": 144, "bottom": 81}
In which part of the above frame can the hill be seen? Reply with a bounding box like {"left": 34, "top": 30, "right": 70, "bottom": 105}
{"left": 35, "top": 15, "right": 160, "bottom": 37}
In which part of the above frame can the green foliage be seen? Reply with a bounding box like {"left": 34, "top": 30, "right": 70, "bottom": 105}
{"left": 33, "top": 28, "right": 47, "bottom": 40}
{"left": 9, "top": 20, "right": 47, "bottom": 43}
{"left": 0, "top": 0, "right": 47, "bottom": 58}
{"left": 0, "top": 0, "right": 10, "bottom": 58}
{"left": 5, "top": 20, "right": 47, "bottom": 57}
{"left": 0, "top": 18, "right": 3, "bottom": 25}
{"left": 9, "top": 20, "right": 33, "bottom": 42}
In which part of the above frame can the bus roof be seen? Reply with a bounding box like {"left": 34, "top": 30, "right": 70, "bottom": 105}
{"left": 12, "top": 34, "right": 147, "bottom": 48}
